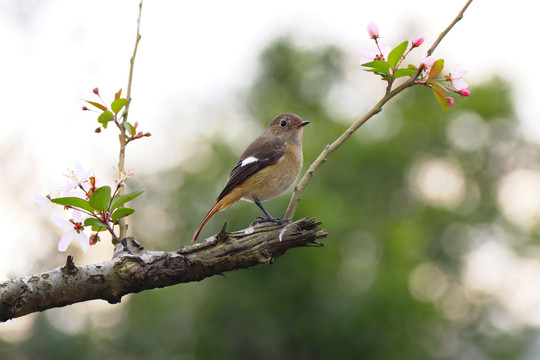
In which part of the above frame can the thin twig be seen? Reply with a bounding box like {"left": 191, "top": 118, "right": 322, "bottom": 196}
{"left": 426, "top": 0, "right": 473, "bottom": 57}
{"left": 284, "top": 0, "right": 473, "bottom": 219}
{"left": 117, "top": 0, "right": 143, "bottom": 241}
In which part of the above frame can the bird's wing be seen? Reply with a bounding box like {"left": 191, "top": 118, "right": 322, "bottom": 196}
{"left": 216, "top": 136, "right": 286, "bottom": 201}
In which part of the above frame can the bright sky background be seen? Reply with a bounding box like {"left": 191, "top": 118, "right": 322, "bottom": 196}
{"left": 2, "top": 0, "right": 540, "bottom": 339}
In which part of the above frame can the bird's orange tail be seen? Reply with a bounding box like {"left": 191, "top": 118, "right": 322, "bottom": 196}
{"left": 192, "top": 191, "right": 242, "bottom": 243}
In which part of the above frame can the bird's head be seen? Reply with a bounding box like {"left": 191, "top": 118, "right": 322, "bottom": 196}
{"left": 267, "top": 113, "right": 309, "bottom": 143}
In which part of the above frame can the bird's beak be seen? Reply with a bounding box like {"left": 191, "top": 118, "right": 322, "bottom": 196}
{"left": 298, "top": 121, "right": 310, "bottom": 127}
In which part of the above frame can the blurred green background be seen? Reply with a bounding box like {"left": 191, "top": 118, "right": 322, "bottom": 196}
{"left": 2, "top": 36, "right": 538, "bottom": 360}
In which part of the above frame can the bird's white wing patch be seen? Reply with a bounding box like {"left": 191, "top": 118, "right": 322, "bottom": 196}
{"left": 240, "top": 156, "right": 258, "bottom": 167}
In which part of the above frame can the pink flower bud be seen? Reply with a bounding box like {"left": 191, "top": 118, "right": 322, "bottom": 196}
{"left": 459, "top": 89, "right": 471, "bottom": 97}
{"left": 92, "top": 87, "right": 99, "bottom": 95}
{"left": 82, "top": 106, "right": 89, "bottom": 111}
{"left": 412, "top": 36, "right": 424, "bottom": 48}
{"left": 447, "top": 97, "right": 455, "bottom": 106}
{"left": 367, "top": 22, "right": 379, "bottom": 39}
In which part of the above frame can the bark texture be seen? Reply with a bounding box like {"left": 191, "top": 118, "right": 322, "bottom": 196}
{"left": 0, "top": 218, "right": 326, "bottom": 322}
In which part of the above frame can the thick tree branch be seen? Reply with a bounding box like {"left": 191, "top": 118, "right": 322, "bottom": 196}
{"left": 0, "top": 218, "right": 326, "bottom": 322}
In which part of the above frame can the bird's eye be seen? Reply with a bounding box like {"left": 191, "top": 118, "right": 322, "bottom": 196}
{"left": 280, "top": 120, "right": 287, "bottom": 127}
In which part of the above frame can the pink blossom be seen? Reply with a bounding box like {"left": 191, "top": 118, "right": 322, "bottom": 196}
{"left": 412, "top": 36, "right": 424, "bottom": 48}
{"left": 459, "top": 89, "right": 471, "bottom": 97}
{"left": 447, "top": 97, "right": 455, "bottom": 107}
{"left": 51, "top": 210, "right": 89, "bottom": 252}
{"left": 421, "top": 52, "right": 438, "bottom": 68}
{"left": 360, "top": 43, "right": 391, "bottom": 64}
{"left": 447, "top": 64, "right": 468, "bottom": 91}
{"left": 367, "top": 22, "right": 379, "bottom": 39}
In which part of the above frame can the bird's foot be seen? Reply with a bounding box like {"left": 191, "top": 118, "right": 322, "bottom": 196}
{"left": 251, "top": 216, "right": 291, "bottom": 226}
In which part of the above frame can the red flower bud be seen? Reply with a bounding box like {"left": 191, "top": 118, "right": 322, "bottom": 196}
{"left": 459, "top": 89, "right": 471, "bottom": 97}
{"left": 89, "top": 233, "right": 100, "bottom": 246}
{"left": 82, "top": 106, "right": 89, "bottom": 111}
{"left": 92, "top": 87, "right": 99, "bottom": 95}
{"left": 447, "top": 97, "right": 455, "bottom": 106}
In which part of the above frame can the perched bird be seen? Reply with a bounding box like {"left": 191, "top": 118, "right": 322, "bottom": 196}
{"left": 192, "top": 113, "right": 309, "bottom": 243}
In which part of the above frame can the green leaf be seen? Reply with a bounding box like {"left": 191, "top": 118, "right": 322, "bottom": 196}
{"left": 362, "top": 61, "right": 391, "bottom": 75}
{"left": 119, "top": 108, "right": 128, "bottom": 120}
{"left": 115, "top": 88, "right": 122, "bottom": 100}
{"left": 125, "top": 122, "right": 136, "bottom": 136}
{"left": 98, "top": 111, "right": 114, "bottom": 129}
{"left": 432, "top": 87, "right": 449, "bottom": 112}
{"left": 51, "top": 197, "right": 94, "bottom": 213}
{"left": 84, "top": 218, "right": 105, "bottom": 227}
{"left": 89, "top": 186, "right": 111, "bottom": 211}
{"left": 110, "top": 190, "right": 144, "bottom": 211}
{"left": 393, "top": 68, "right": 417, "bottom": 78}
{"left": 428, "top": 59, "right": 444, "bottom": 79}
{"left": 111, "top": 98, "right": 127, "bottom": 114}
{"left": 427, "top": 79, "right": 446, "bottom": 91}
{"left": 85, "top": 100, "right": 108, "bottom": 112}
{"left": 91, "top": 225, "right": 107, "bottom": 232}
{"left": 112, "top": 208, "right": 135, "bottom": 222}
{"left": 388, "top": 41, "right": 408, "bottom": 69}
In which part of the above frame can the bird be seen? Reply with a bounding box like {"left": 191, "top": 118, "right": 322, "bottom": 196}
{"left": 192, "top": 113, "right": 309, "bottom": 243}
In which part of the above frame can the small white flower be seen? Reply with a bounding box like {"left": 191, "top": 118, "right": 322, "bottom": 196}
{"left": 58, "top": 161, "right": 92, "bottom": 195}
{"left": 51, "top": 210, "right": 89, "bottom": 252}
{"left": 34, "top": 192, "right": 51, "bottom": 205}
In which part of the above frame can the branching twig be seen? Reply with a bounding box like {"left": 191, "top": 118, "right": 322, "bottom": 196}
{"left": 2, "top": 0, "right": 474, "bottom": 323}
{"left": 118, "top": 0, "right": 143, "bottom": 241}
{"left": 284, "top": 0, "right": 473, "bottom": 219}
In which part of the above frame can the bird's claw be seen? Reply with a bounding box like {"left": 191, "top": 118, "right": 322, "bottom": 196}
{"left": 251, "top": 217, "right": 291, "bottom": 226}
